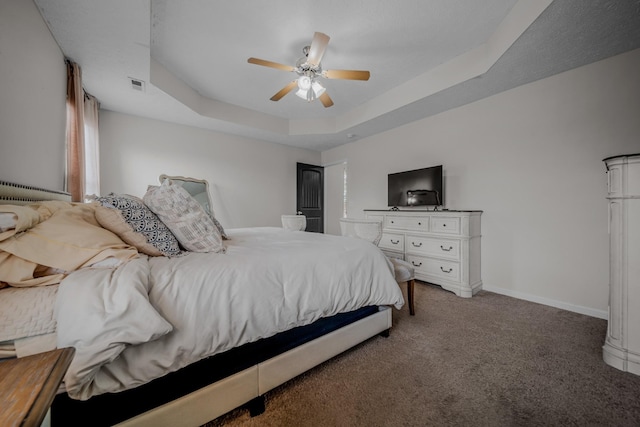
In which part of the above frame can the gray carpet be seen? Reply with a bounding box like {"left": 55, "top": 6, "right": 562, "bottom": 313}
{"left": 206, "top": 283, "right": 640, "bottom": 426}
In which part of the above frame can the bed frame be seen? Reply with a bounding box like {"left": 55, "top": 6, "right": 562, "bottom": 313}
{"left": 53, "top": 306, "right": 391, "bottom": 426}
{"left": 0, "top": 181, "right": 393, "bottom": 426}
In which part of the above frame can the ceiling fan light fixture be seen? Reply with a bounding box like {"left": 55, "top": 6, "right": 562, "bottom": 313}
{"left": 297, "top": 75, "right": 311, "bottom": 91}
{"left": 311, "top": 81, "right": 325, "bottom": 97}
{"left": 295, "top": 75, "right": 324, "bottom": 102}
{"left": 295, "top": 88, "right": 309, "bottom": 100}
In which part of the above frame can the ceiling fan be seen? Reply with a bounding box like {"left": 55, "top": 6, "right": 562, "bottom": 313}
{"left": 247, "top": 32, "right": 370, "bottom": 108}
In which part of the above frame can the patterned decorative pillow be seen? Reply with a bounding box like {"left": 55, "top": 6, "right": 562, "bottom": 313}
{"left": 143, "top": 180, "right": 225, "bottom": 253}
{"left": 94, "top": 206, "right": 163, "bottom": 257}
{"left": 94, "top": 194, "right": 182, "bottom": 257}
{"left": 175, "top": 182, "right": 228, "bottom": 240}
{"left": 211, "top": 215, "right": 228, "bottom": 240}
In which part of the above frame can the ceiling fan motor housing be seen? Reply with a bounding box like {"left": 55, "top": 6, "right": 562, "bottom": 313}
{"left": 296, "top": 49, "right": 322, "bottom": 77}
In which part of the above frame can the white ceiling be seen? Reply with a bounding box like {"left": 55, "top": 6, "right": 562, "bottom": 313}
{"left": 35, "top": 0, "right": 640, "bottom": 151}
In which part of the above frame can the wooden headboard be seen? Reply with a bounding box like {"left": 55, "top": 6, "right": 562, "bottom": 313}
{"left": 0, "top": 181, "right": 71, "bottom": 205}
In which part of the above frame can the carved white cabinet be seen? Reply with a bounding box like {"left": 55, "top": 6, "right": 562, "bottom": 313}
{"left": 603, "top": 153, "right": 640, "bottom": 375}
{"left": 365, "top": 209, "right": 482, "bottom": 298}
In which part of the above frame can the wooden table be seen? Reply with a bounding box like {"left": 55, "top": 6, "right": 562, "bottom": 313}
{"left": 0, "top": 348, "right": 75, "bottom": 427}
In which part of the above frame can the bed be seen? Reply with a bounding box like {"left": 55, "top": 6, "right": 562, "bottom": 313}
{"left": 0, "top": 180, "right": 404, "bottom": 426}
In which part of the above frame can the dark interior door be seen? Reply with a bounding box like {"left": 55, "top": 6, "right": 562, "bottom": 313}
{"left": 297, "top": 163, "right": 324, "bottom": 233}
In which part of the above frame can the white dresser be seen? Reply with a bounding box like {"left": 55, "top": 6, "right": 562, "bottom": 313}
{"left": 364, "top": 209, "right": 482, "bottom": 298}
{"left": 603, "top": 153, "right": 640, "bottom": 375}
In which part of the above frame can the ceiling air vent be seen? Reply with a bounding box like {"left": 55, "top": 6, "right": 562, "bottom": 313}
{"left": 129, "top": 78, "right": 145, "bottom": 92}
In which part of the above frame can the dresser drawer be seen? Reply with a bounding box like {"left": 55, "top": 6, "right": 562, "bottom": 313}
{"left": 379, "top": 232, "right": 405, "bottom": 251}
{"left": 405, "top": 235, "right": 461, "bottom": 261}
{"left": 406, "top": 255, "right": 460, "bottom": 282}
{"left": 431, "top": 216, "right": 460, "bottom": 234}
{"left": 385, "top": 216, "right": 429, "bottom": 232}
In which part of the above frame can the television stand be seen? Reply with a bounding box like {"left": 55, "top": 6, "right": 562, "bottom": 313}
{"left": 365, "top": 209, "right": 482, "bottom": 298}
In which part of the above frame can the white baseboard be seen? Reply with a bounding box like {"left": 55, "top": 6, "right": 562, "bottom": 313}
{"left": 482, "top": 285, "right": 608, "bottom": 320}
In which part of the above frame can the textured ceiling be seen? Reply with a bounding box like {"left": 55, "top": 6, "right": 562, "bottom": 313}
{"left": 150, "top": 0, "right": 517, "bottom": 119}
{"left": 35, "top": 0, "right": 640, "bottom": 151}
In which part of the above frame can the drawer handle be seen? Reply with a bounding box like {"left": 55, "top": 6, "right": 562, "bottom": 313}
{"left": 440, "top": 266, "right": 453, "bottom": 273}
{"left": 390, "top": 239, "right": 400, "bottom": 245}
{"left": 440, "top": 245, "right": 453, "bottom": 252}
{"left": 443, "top": 224, "right": 447, "bottom": 227}
{"left": 390, "top": 220, "right": 395, "bottom": 224}
{"left": 418, "top": 222, "right": 422, "bottom": 225}
{"left": 411, "top": 261, "right": 422, "bottom": 267}
{"left": 411, "top": 242, "right": 422, "bottom": 247}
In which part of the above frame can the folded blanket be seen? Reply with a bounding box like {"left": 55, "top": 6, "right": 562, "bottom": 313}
{"left": 0, "top": 202, "right": 138, "bottom": 287}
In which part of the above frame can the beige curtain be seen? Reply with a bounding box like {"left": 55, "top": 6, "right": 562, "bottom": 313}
{"left": 83, "top": 93, "right": 100, "bottom": 198}
{"left": 66, "top": 60, "right": 85, "bottom": 202}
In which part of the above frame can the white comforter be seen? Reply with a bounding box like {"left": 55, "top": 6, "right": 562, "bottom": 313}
{"left": 56, "top": 227, "right": 404, "bottom": 400}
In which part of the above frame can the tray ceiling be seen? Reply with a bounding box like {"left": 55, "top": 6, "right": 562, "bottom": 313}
{"left": 35, "top": 0, "right": 640, "bottom": 151}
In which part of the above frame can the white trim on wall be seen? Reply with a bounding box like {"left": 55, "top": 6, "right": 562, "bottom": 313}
{"left": 324, "top": 161, "right": 348, "bottom": 235}
{"left": 482, "top": 285, "right": 608, "bottom": 319}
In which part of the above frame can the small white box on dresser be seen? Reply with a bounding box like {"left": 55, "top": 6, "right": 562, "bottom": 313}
{"left": 365, "top": 209, "right": 482, "bottom": 298}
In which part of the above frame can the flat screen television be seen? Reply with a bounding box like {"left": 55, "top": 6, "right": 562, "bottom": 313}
{"left": 388, "top": 165, "right": 443, "bottom": 207}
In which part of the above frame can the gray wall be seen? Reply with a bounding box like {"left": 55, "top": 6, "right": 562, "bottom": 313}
{"left": 322, "top": 48, "right": 640, "bottom": 318}
{"left": 0, "top": 0, "right": 66, "bottom": 189}
{"left": 99, "top": 111, "right": 320, "bottom": 228}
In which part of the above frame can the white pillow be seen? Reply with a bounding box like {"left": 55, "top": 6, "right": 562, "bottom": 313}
{"left": 143, "top": 179, "right": 225, "bottom": 253}
{"left": 0, "top": 212, "right": 17, "bottom": 232}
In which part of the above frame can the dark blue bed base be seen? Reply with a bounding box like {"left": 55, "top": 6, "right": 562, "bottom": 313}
{"left": 51, "top": 305, "right": 380, "bottom": 426}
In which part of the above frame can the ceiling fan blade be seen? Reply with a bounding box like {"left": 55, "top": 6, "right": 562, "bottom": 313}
{"left": 319, "top": 92, "right": 334, "bottom": 108}
{"left": 323, "top": 69, "right": 371, "bottom": 81}
{"left": 248, "top": 57, "right": 295, "bottom": 72}
{"left": 270, "top": 81, "right": 298, "bottom": 101}
{"left": 306, "top": 32, "right": 330, "bottom": 67}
